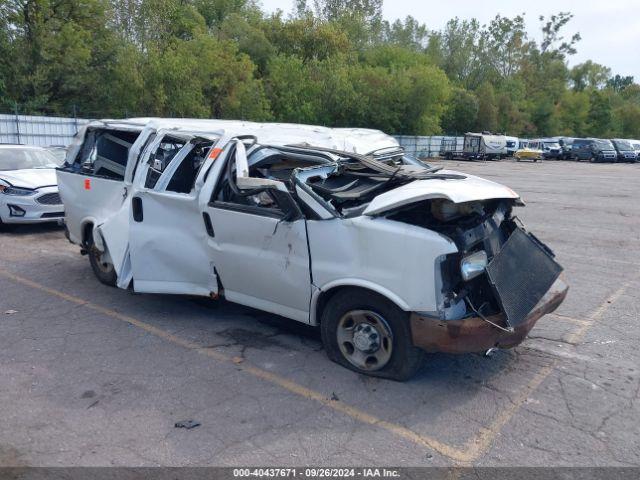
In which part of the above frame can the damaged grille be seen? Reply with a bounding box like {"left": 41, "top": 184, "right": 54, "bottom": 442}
{"left": 485, "top": 228, "right": 562, "bottom": 327}
{"left": 36, "top": 193, "right": 62, "bottom": 205}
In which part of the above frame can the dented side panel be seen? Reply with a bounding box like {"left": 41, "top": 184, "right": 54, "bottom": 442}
{"left": 307, "top": 216, "right": 458, "bottom": 322}
{"left": 201, "top": 207, "right": 312, "bottom": 322}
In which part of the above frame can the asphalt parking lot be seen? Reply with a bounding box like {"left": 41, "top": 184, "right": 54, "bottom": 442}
{"left": 0, "top": 159, "right": 639, "bottom": 467}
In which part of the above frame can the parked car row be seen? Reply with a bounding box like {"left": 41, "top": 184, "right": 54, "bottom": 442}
{"left": 438, "top": 133, "right": 639, "bottom": 163}
{"left": 516, "top": 137, "right": 639, "bottom": 163}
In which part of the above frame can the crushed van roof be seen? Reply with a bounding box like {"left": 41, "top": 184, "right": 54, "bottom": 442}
{"left": 88, "top": 118, "right": 400, "bottom": 155}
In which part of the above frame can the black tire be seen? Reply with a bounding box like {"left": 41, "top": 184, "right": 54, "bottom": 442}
{"left": 320, "top": 289, "right": 425, "bottom": 381}
{"left": 87, "top": 230, "right": 117, "bottom": 287}
{"left": 0, "top": 217, "right": 14, "bottom": 232}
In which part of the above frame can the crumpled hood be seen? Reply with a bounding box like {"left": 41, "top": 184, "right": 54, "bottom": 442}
{"left": 0, "top": 169, "right": 58, "bottom": 189}
{"left": 363, "top": 169, "right": 520, "bottom": 216}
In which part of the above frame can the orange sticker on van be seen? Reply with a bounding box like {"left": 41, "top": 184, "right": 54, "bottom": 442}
{"left": 208, "top": 147, "right": 223, "bottom": 160}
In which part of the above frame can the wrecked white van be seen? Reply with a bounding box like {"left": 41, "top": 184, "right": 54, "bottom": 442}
{"left": 58, "top": 120, "right": 568, "bottom": 380}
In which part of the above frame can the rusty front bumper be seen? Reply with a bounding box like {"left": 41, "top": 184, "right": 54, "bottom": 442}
{"left": 410, "top": 277, "right": 569, "bottom": 354}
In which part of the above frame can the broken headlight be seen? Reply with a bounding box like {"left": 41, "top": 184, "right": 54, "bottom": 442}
{"left": 460, "top": 250, "right": 488, "bottom": 281}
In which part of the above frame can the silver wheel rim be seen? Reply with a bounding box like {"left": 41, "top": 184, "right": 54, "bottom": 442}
{"left": 336, "top": 310, "right": 393, "bottom": 371}
{"left": 91, "top": 246, "right": 114, "bottom": 274}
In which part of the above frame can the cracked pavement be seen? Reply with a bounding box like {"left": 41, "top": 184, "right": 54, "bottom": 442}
{"left": 0, "top": 159, "right": 638, "bottom": 467}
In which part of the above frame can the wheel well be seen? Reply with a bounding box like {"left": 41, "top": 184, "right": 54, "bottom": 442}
{"left": 82, "top": 222, "right": 94, "bottom": 247}
{"left": 314, "top": 286, "right": 398, "bottom": 325}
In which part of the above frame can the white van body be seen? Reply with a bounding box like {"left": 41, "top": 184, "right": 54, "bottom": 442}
{"left": 57, "top": 119, "right": 567, "bottom": 380}
{"left": 59, "top": 119, "right": 401, "bottom": 272}
{"left": 504, "top": 136, "right": 519, "bottom": 156}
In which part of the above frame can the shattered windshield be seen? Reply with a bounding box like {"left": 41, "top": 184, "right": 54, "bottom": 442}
{"left": 292, "top": 146, "right": 465, "bottom": 216}
{"left": 0, "top": 148, "right": 59, "bottom": 170}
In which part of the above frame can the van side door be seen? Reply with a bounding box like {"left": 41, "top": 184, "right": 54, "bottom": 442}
{"left": 198, "top": 141, "right": 312, "bottom": 322}
{"left": 127, "top": 132, "right": 220, "bottom": 296}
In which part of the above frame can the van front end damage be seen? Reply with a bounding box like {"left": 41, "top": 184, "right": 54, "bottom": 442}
{"left": 410, "top": 277, "right": 568, "bottom": 354}
{"left": 385, "top": 196, "right": 569, "bottom": 354}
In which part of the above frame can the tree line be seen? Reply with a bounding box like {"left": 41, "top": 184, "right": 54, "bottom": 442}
{"left": 1, "top": 0, "right": 639, "bottom": 138}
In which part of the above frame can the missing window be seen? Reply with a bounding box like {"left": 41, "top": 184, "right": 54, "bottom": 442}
{"left": 75, "top": 129, "right": 140, "bottom": 180}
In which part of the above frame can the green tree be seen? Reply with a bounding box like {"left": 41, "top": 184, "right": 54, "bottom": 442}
{"left": 557, "top": 90, "right": 590, "bottom": 136}
{"left": 218, "top": 13, "right": 276, "bottom": 72}
{"left": 539, "top": 12, "right": 581, "bottom": 56}
{"left": 570, "top": 61, "right": 611, "bottom": 91}
{"left": 193, "top": 0, "right": 251, "bottom": 29}
{"left": 614, "top": 104, "right": 640, "bottom": 138}
{"left": 494, "top": 78, "right": 527, "bottom": 135}
{"left": 587, "top": 90, "right": 613, "bottom": 137}
{"left": 441, "top": 88, "right": 478, "bottom": 134}
{"left": 382, "top": 16, "right": 428, "bottom": 50}
{"left": 486, "top": 14, "right": 528, "bottom": 79}
{"left": 607, "top": 74, "right": 635, "bottom": 93}
{"left": 303, "top": 0, "right": 384, "bottom": 46}
{"left": 475, "top": 82, "right": 498, "bottom": 132}
{"left": 265, "top": 55, "right": 321, "bottom": 123}
{"left": 426, "top": 18, "right": 489, "bottom": 90}
{"left": 2, "top": 0, "right": 639, "bottom": 138}
{"left": 263, "top": 15, "right": 351, "bottom": 61}
{"left": 1, "top": 0, "right": 126, "bottom": 114}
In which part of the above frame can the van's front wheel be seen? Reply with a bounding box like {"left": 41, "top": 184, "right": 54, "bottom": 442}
{"left": 87, "top": 231, "right": 117, "bottom": 287}
{"left": 320, "top": 290, "right": 425, "bottom": 381}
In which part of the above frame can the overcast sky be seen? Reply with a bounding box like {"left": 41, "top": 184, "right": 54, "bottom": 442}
{"left": 259, "top": 0, "right": 640, "bottom": 80}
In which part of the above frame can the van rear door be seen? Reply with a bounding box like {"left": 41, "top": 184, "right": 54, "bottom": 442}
{"left": 57, "top": 124, "right": 143, "bottom": 246}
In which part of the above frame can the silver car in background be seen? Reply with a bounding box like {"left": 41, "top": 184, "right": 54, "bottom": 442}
{"left": 0, "top": 145, "right": 65, "bottom": 225}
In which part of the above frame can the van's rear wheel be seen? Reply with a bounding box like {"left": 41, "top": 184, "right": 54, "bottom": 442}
{"left": 87, "top": 231, "right": 117, "bottom": 286}
{"left": 320, "top": 290, "right": 425, "bottom": 381}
